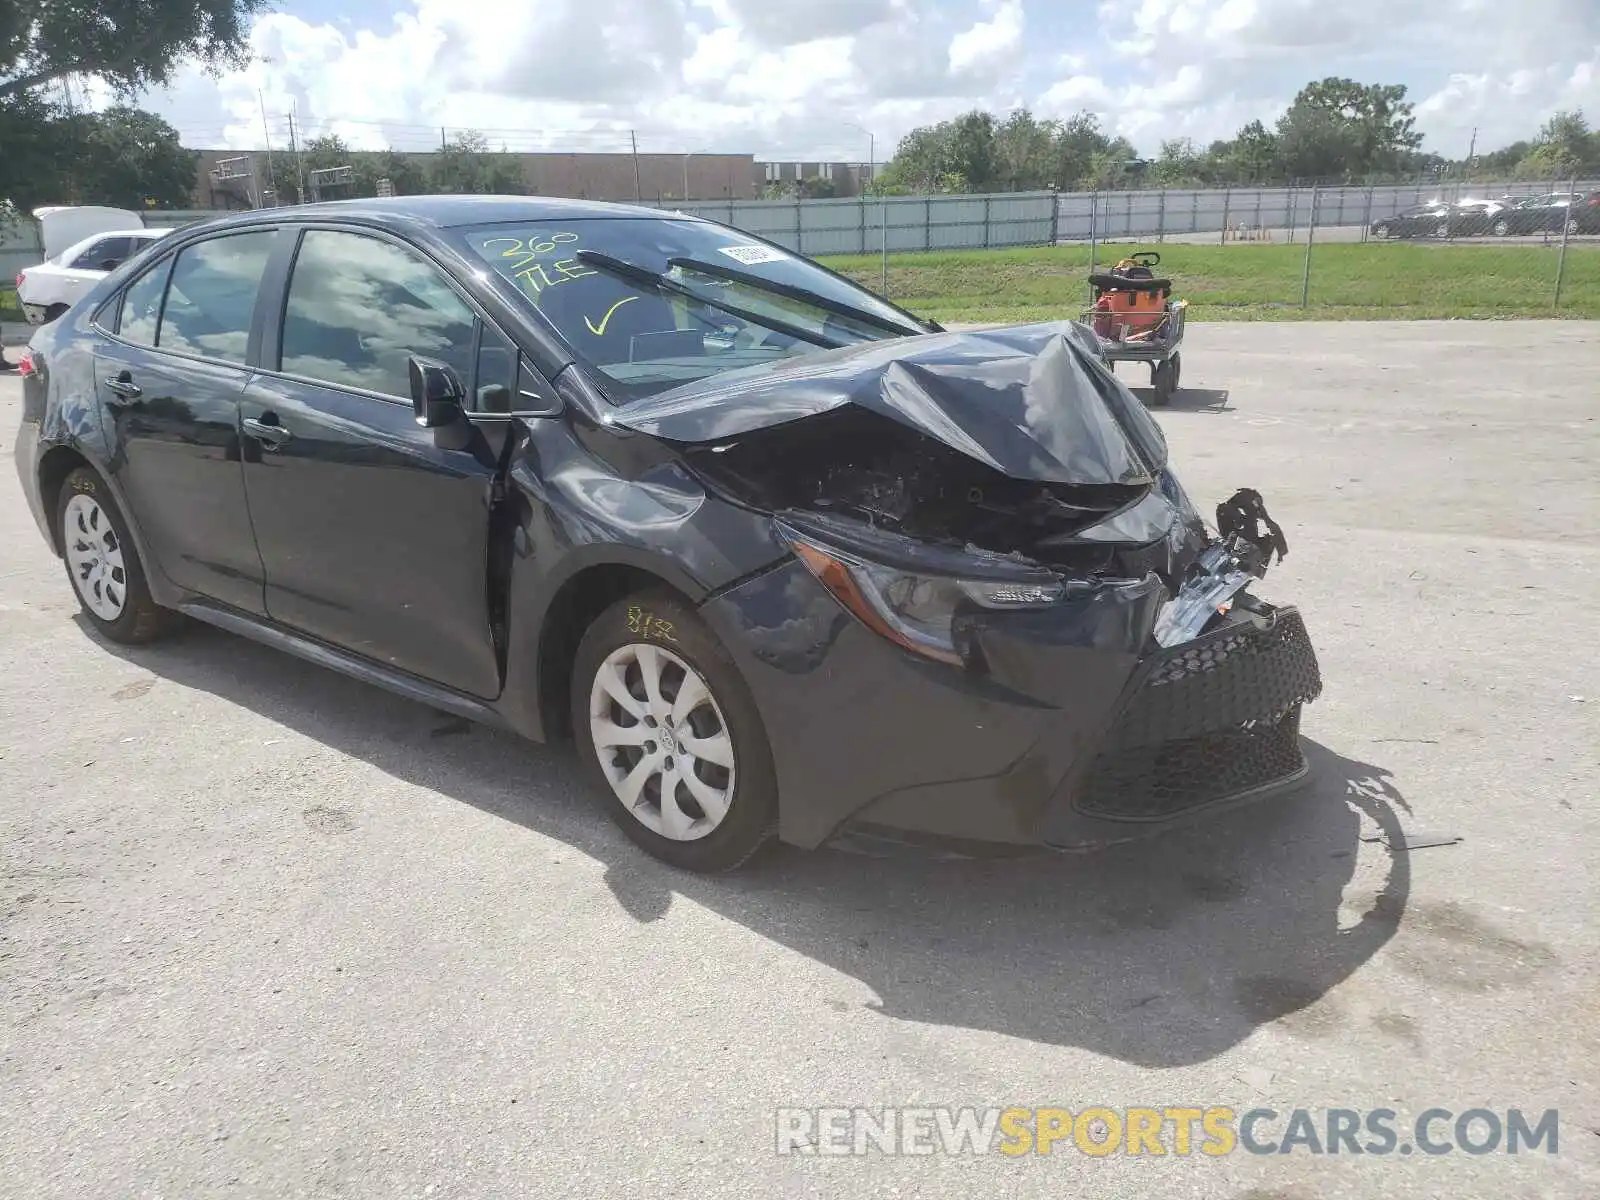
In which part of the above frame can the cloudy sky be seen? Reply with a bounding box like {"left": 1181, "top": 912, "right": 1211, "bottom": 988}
{"left": 132, "top": 0, "right": 1600, "bottom": 161}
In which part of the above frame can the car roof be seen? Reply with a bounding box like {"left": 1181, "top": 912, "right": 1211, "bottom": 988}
{"left": 183, "top": 195, "right": 691, "bottom": 236}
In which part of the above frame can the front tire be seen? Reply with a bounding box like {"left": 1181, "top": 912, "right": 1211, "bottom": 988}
{"left": 56, "top": 467, "right": 178, "bottom": 644}
{"left": 572, "top": 591, "right": 778, "bottom": 872}
{"left": 1373, "top": 223, "right": 1390, "bottom": 240}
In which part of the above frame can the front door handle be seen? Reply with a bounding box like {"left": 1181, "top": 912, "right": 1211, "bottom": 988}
{"left": 242, "top": 415, "right": 293, "bottom": 448}
{"left": 104, "top": 373, "right": 142, "bottom": 403}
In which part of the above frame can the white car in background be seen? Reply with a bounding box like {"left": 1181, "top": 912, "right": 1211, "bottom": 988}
{"left": 14, "top": 206, "right": 171, "bottom": 325}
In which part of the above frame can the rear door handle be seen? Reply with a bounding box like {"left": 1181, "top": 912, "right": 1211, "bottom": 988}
{"left": 104, "top": 373, "right": 142, "bottom": 402}
{"left": 242, "top": 415, "right": 293, "bottom": 448}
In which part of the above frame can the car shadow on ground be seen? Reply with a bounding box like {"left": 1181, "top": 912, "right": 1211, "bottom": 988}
{"left": 1130, "top": 386, "right": 1233, "bottom": 412}
{"left": 86, "top": 617, "right": 1410, "bottom": 1068}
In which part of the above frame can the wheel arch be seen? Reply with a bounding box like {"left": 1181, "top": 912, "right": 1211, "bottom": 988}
{"left": 37, "top": 444, "right": 94, "bottom": 555}
{"left": 532, "top": 558, "right": 701, "bottom": 742}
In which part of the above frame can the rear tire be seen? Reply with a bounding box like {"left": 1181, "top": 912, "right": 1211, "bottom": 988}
{"left": 1150, "top": 358, "right": 1176, "bottom": 407}
{"left": 55, "top": 467, "right": 179, "bottom": 644}
{"left": 572, "top": 590, "right": 778, "bottom": 872}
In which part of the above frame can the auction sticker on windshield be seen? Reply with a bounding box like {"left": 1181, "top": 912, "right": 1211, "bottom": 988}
{"left": 719, "top": 244, "right": 788, "bottom": 265}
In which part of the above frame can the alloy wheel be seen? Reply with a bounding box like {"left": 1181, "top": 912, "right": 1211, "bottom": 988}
{"left": 63, "top": 493, "right": 127, "bottom": 621}
{"left": 588, "top": 642, "right": 736, "bottom": 841}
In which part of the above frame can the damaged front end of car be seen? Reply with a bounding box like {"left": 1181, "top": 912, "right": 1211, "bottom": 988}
{"left": 608, "top": 320, "right": 1323, "bottom": 853}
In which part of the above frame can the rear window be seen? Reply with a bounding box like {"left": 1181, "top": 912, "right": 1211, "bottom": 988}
{"left": 457, "top": 217, "right": 924, "bottom": 399}
{"left": 156, "top": 231, "right": 277, "bottom": 364}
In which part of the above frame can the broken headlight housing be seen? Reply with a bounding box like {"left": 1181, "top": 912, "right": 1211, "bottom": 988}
{"left": 776, "top": 515, "right": 1072, "bottom": 666}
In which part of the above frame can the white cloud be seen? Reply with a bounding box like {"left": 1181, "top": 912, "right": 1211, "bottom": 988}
{"left": 948, "top": 0, "right": 1024, "bottom": 78}
{"left": 119, "top": 0, "right": 1600, "bottom": 162}
{"left": 1415, "top": 48, "right": 1600, "bottom": 153}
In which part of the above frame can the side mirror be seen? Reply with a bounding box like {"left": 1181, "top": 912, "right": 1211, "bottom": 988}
{"left": 408, "top": 356, "right": 467, "bottom": 428}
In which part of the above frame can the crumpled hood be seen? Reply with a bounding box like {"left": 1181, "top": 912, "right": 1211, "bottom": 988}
{"left": 605, "top": 321, "right": 1170, "bottom": 487}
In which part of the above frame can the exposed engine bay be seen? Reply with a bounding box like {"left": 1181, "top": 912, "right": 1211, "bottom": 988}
{"left": 615, "top": 319, "right": 1292, "bottom": 647}
{"left": 686, "top": 406, "right": 1161, "bottom": 574}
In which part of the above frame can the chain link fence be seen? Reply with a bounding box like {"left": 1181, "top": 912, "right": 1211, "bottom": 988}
{"left": 1059, "top": 179, "right": 1600, "bottom": 246}
{"left": 5, "top": 180, "right": 1597, "bottom": 328}
{"left": 1061, "top": 179, "right": 1600, "bottom": 313}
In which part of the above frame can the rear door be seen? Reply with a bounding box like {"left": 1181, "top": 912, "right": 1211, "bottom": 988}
{"left": 238, "top": 226, "right": 506, "bottom": 698}
{"left": 93, "top": 229, "right": 279, "bottom": 614}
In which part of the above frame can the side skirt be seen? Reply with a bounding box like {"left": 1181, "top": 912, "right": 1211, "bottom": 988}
{"left": 178, "top": 600, "right": 512, "bottom": 731}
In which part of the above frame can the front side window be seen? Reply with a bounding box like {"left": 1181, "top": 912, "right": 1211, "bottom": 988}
{"left": 279, "top": 230, "right": 475, "bottom": 400}
{"left": 157, "top": 231, "right": 278, "bottom": 364}
{"left": 117, "top": 261, "right": 169, "bottom": 345}
{"left": 457, "top": 217, "right": 925, "bottom": 400}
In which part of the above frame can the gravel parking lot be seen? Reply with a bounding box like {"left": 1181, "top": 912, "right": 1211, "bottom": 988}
{"left": 1, "top": 321, "right": 1596, "bottom": 1199}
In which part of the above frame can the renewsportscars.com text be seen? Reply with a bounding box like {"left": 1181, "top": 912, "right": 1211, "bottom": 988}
{"left": 774, "top": 1106, "right": 1560, "bottom": 1157}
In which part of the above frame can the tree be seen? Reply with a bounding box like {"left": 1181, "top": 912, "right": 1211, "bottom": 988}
{"left": 993, "top": 110, "right": 1056, "bottom": 191}
{"left": 878, "top": 107, "right": 1135, "bottom": 194}
{"left": 1273, "top": 78, "right": 1422, "bottom": 181}
{"left": 0, "top": 0, "right": 267, "bottom": 101}
{"left": 70, "top": 107, "right": 199, "bottom": 208}
{"left": 430, "top": 131, "right": 525, "bottom": 195}
{"left": 880, "top": 125, "right": 955, "bottom": 193}
{"left": 1208, "top": 120, "right": 1278, "bottom": 183}
{"left": 1, "top": 0, "right": 261, "bottom": 210}
{"left": 1053, "top": 112, "right": 1132, "bottom": 190}
{"left": 1150, "top": 138, "right": 1207, "bottom": 187}
{"left": 1513, "top": 111, "right": 1597, "bottom": 180}
{"left": 263, "top": 136, "right": 431, "bottom": 204}
{"left": 945, "top": 111, "right": 999, "bottom": 191}
{"left": 795, "top": 176, "right": 837, "bottom": 199}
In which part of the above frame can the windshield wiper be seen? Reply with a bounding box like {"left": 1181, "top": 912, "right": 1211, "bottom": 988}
{"left": 666, "top": 256, "right": 925, "bottom": 337}
{"left": 575, "top": 250, "right": 835, "bottom": 349}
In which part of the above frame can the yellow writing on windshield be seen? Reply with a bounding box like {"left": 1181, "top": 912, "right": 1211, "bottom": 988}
{"left": 480, "top": 233, "right": 597, "bottom": 296}
{"left": 514, "top": 258, "right": 597, "bottom": 295}
{"left": 584, "top": 296, "right": 639, "bottom": 336}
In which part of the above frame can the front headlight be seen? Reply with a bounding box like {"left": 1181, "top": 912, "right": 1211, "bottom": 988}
{"left": 776, "top": 517, "right": 1070, "bottom": 666}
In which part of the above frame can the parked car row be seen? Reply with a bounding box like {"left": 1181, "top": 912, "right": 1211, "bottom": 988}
{"left": 1369, "top": 192, "right": 1600, "bottom": 240}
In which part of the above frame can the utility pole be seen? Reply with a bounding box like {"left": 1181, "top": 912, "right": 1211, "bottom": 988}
{"left": 843, "top": 122, "right": 885, "bottom": 292}
{"left": 258, "top": 91, "right": 278, "bottom": 203}
{"left": 288, "top": 105, "right": 307, "bottom": 205}
{"left": 1465, "top": 127, "right": 1478, "bottom": 184}
{"left": 631, "top": 131, "right": 643, "bottom": 201}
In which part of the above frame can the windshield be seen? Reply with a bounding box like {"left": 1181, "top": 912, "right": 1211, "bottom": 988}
{"left": 459, "top": 217, "right": 925, "bottom": 398}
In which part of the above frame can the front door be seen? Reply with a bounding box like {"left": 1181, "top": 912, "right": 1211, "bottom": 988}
{"left": 239, "top": 227, "right": 505, "bottom": 699}
{"left": 95, "top": 230, "right": 278, "bottom": 615}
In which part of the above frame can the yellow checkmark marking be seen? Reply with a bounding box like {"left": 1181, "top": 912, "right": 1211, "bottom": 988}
{"left": 585, "top": 296, "right": 639, "bottom": 337}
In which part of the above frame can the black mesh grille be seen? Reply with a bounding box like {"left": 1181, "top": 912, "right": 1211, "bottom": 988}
{"left": 1076, "top": 708, "right": 1307, "bottom": 820}
{"left": 1073, "top": 606, "right": 1322, "bottom": 820}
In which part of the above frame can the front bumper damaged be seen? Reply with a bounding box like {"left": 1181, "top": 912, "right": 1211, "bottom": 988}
{"left": 702, "top": 543, "right": 1324, "bottom": 857}
{"left": 1043, "top": 598, "right": 1323, "bottom": 850}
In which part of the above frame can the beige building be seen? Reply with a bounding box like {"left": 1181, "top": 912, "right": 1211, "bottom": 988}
{"left": 194, "top": 148, "right": 765, "bottom": 209}
{"left": 194, "top": 149, "right": 878, "bottom": 209}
